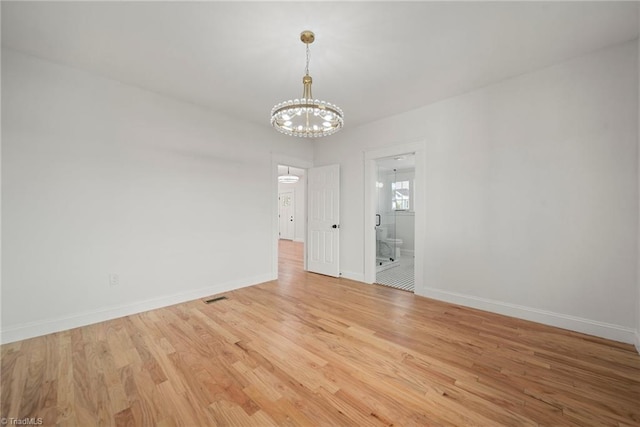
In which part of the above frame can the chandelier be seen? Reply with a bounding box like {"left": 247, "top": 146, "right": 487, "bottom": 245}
{"left": 278, "top": 166, "right": 299, "bottom": 184}
{"left": 271, "top": 31, "right": 344, "bottom": 138}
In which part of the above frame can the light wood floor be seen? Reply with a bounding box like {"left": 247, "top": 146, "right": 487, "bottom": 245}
{"left": 2, "top": 240, "right": 639, "bottom": 426}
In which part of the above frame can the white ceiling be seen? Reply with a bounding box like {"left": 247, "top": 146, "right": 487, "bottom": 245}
{"left": 2, "top": 2, "right": 638, "bottom": 130}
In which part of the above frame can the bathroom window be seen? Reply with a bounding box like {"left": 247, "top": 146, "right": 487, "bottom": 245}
{"left": 391, "top": 180, "right": 410, "bottom": 211}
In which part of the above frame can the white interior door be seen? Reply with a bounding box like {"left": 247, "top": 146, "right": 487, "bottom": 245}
{"left": 307, "top": 164, "right": 340, "bottom": 277}
{"left": 278, "top": 191, "right": 295, "bottom": 240}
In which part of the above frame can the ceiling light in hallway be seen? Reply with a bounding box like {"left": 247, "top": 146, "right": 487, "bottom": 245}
{"left": 278, "top": 167, "right": 299, "bottom": 184}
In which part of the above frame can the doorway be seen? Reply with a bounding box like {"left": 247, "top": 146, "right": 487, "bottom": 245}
{"left": 271, "top": 157, "right": 341, "bottom": 280}
{"left": 374, "top": 155, "right": 416, "bottom": 292}
{"left": 277, "top": 164, "right": 306, "bottom": 275}
{"left": 363, "top": 141, "right": 426, "bottom": 293}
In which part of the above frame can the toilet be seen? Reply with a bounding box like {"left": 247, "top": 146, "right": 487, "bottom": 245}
{"left": 385, "top": 238, "right": 403, "bottom": 260}
{"left": 376, "top": 227, "right": 403, "bottom": 260}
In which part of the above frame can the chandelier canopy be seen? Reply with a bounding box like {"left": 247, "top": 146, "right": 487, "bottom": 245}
{"left": 271, "top": 31, "right": 344, "bottom": 138}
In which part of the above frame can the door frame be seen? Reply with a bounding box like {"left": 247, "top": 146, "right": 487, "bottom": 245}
{"left": 363, "top": 141, "right": 426, "bottom": 292}
{"left": 271, "top": 154, "right": 313, "bottom": 280}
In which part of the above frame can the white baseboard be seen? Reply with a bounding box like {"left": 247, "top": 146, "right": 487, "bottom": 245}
{"left": 0, "top": 273, "right": 273, "bottom": 345}
{"left": 341, "top": 270, "right": 365, "bottom": 283}
{"left": 634, "top": 331, "right": 640, "bottom": 354}
{"left": 417, "top": 286, "right": 637, "bottom": 345}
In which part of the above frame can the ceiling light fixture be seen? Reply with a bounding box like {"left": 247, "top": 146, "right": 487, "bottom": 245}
{"left": 278, "top": 167, "right": 300, "bottom": 184}
{"left": 271, "top": 30, "right": 344, "bottom": 138}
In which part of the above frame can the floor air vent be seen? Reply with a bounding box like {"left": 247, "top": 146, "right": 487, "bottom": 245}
{"left": 204, "top": 296, "right": 228, "bottom": 304}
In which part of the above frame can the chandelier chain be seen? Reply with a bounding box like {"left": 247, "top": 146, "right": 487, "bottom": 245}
{"left": 305, "top": 43, "right": 310, "bottom": 76}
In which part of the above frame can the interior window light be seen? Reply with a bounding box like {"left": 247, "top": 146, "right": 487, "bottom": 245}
{"left": 391, "top": 180, "right": 410, "bottom": 210}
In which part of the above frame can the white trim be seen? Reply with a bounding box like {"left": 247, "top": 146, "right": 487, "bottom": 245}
{"left": 293, "top": 238, "right": 305, "bottom": 243}
{"left": 418, "top": 286, "right": 637, "bottom": 345}
{"left": 634, "top": 331, "right": 640, "bottom": 354}
{"left": 0, "top": 273, "right": 272, "bottom": 344}
{"left": 341, "top": 270, "right": 365, "bottom": 283}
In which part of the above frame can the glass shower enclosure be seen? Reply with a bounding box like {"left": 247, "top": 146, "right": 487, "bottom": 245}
{"left": 375, "top": 164, "right": 400, "bottom": 272}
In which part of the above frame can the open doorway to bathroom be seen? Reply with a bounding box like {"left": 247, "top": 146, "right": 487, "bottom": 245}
{"left": 374, "top": 155, "right": 416, "bottom": 292}
{"left": 277, "top": 164, "right": 306, "bottom": 276}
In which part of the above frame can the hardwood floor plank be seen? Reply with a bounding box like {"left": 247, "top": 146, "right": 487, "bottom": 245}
{"left": 0, "top": 348, "right": 20, "bottom": 417}
{"left": 128, "top": 365, "right": 164, "bottom": 425}
{"left": 114, "top": 407, "right": 136, "bottom": 427}
{"left": 1, "top": 239, "right": 639, "bottom": 426}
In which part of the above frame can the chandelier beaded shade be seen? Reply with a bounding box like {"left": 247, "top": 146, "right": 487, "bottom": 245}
{"left": 271, "top": 31, "right": 344, "bottom": 138}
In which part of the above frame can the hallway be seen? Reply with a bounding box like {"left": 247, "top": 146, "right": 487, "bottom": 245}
{"left": 278, "top": 239, "right": 304, "bottom": 279}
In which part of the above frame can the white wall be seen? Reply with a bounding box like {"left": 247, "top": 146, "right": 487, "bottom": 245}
{"left": 637, "top": 30, "right": 640, "bottom": 352}
{"left": 1, "top": 48, "right": 313, "bottom": 343}
{"left": 315, "top": 41, "right": 639, "bottom": 343}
